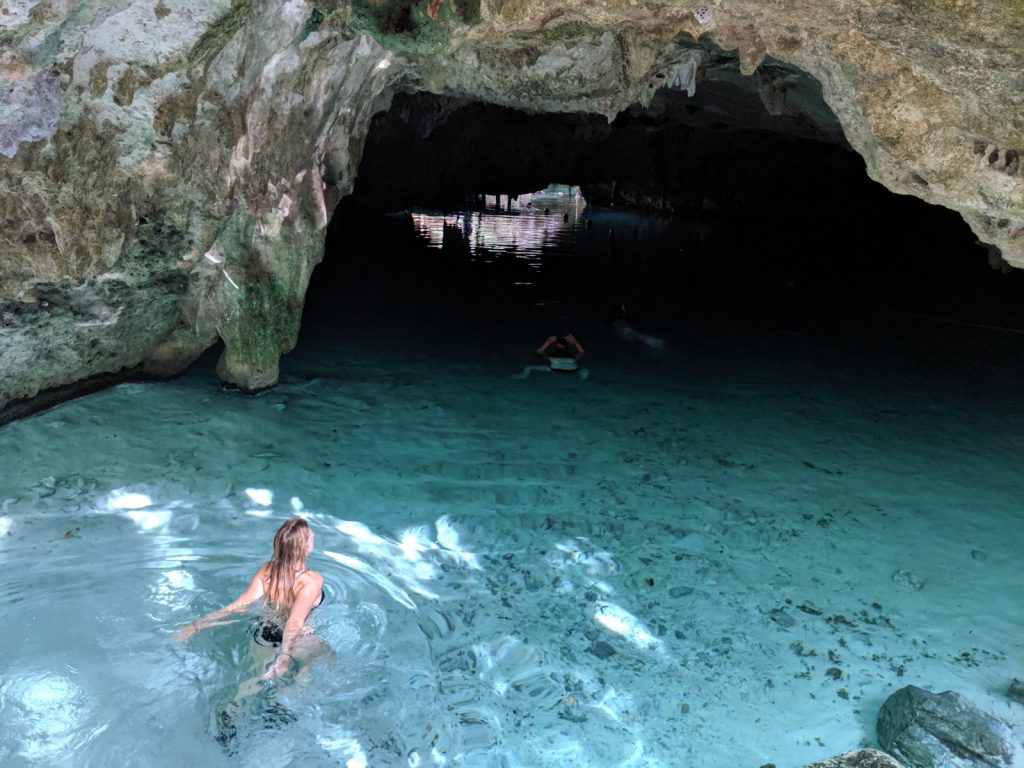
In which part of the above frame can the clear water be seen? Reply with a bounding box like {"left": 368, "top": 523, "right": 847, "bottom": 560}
{"left": 1, "top": 191, "right": 1022, "bottom": 767}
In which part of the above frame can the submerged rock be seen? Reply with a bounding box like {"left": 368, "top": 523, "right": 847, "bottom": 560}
{"left": 800, "top": 749, "right": 902, "bottom": 768}
{"left": 770, "top": 607, "right": 796, "bottom": 628}
{"left": 1007, "top": 678, "right": 1024, "bottom": 705}
{"left": 892, "top": 569, "right": 924, "bottom": 592}
{"left": 586, "top": 640, "right": 618, "bottom": 660}
{"left": 877, "top": 685, "right": 1022, "bottom": 768}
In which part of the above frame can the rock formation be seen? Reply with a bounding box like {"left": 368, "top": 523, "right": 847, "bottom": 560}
{"left": 877, "top": 684, "right": 1023, "bottom": 767}
{"left": 801, "top": 749, "right": 904, "bottom": 768}
{"left": 1, "top": 0, "right": 1021, "bottom": 414}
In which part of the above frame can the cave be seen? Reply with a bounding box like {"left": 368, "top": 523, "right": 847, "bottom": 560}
{"left": 1, "top": 3, "right": 1023, "bottom": 767}
{"left": 304, "top": 70, "right": 1024, "bottom": 357}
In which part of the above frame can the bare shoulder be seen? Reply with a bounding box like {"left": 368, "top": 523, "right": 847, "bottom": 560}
{"left": 252, "top": 562, "right": 272, "bottom": 591}
{"left": 297, "top": 569, "right": 324, "bottom": 591}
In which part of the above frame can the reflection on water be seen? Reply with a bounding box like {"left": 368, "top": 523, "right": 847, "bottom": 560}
{"left": 0, "top": 458, "right": 682, "bottom": 768}
{"left": 2, "top": 672, "right": 98, "bottom": 764}
{"left": 412, "top": 186, "right": 587, "bottom": 276}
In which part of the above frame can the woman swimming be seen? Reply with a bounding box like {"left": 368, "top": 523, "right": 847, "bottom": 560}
{"left": 175, "top": 517, "right": 326, "bottom": 681}
{"left": 537, "top": 333, "right": 585, "bottom": 368}
{"left": 514, "top": 333, "right": 589, "bottom": 379}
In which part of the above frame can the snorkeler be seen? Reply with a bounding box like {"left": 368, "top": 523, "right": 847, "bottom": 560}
{"left": 514, "top": 334, "right": 589, "bottom": 379}
{"left": 610, "top": 304, "right": 665, "bottom": 351}
{"left": 537, "top": 333, "right": 585, "bottom": 366}
{"left": 175, "top": 517, "right": 327, "bottom": 681}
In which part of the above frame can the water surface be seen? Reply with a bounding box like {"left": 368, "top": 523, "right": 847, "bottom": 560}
{"left": 1, "top": 191, "right": 1022, "bottom": 767}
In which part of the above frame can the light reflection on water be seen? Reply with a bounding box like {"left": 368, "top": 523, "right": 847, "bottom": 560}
{"left": 0, "top": 483, "right": 651, "bottom": 768}
{"left": 2, "top": 198, "right": 1022, "bottom": 767}
{"left": 411, "top": 186, "right": 587, "bottom": 275}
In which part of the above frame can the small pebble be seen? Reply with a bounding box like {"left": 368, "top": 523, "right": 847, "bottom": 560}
{"left": 770, "top": 608, "right": 795, "bottom": 628}
{"left": 892, "top": 569, "right": 924, "bottom": 591}
{"left": 587, "top": 640, "right": 617, "bottom": 660}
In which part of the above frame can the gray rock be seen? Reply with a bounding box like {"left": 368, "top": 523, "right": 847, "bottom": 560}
{"left": 0, "top": 69, "right": 62, "bottom": 158}
{"left": 1008, "top": 678, "right": 1024, "bottom": 705}
{"left": 770, "top": 608, "right": 796, "bottom": 628}
{"left": 586, "top": 640, "right": 617, "bottom": 659}
{"left": 892, "top": 569, "right": 924, "bottom": 591}
{"left": 800, "top": 749, "right": 903, "bottom": 768}
{"left": 877, "top": 685, "right": 1022, "bottom": 767}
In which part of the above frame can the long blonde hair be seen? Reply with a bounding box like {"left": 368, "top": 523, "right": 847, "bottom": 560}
{"left": 265, "top": 518, "right": 310, "bottom": 610}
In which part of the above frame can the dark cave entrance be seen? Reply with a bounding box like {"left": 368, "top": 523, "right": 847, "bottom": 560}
{"left": 305, "top": 61, "right": 1024, "bottom": 363}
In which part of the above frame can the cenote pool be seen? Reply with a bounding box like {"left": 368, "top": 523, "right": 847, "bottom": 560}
{"left": 1, "top": 191, "right": 1022, "bottom": 767}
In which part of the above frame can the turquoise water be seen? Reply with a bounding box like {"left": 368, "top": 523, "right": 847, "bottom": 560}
{"left": 1, "top": 192, "right": 1022, "bottom": 767}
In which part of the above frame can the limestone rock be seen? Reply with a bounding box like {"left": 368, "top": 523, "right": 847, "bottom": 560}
{"left": 0, "top": 69, "right": 61, "bottom": 157}
{"left": 877, "top": 685, "right": 1023, "bottom": 768}
{"left": 1, "top": 0, "right": 1022, "bottom": 416}
{"left": 801, "top": 749, "right": 904, "bottom": 768}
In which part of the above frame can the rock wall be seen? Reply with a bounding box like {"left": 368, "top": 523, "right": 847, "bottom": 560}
{"left": 1, "top": 0, "right": 1021, "bottom": 414}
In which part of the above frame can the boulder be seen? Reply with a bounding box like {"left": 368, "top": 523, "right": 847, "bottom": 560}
{"left": 877, "top": 685, "right": 1022, "bottom": 768}
{"left": 801, "top": 749, "right": 903, "bottom": 768}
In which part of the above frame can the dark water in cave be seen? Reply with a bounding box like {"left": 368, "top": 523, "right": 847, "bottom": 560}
{"left": 310, "top": 185, "right": 1024, "bottom": 394}
{"left": 0, "top": 188, "right": 1021, "bottom": 767}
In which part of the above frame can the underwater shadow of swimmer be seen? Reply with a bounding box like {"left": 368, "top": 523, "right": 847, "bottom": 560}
{"left": 215, "top": 687, "right": 298, "bottom": 755}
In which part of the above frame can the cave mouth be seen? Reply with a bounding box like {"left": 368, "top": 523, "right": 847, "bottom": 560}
{"left": 307, "top": 82, "right": 1024, "bottom": 364}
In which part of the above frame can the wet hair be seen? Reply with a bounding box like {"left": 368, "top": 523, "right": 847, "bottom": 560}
{"left": 265, "top": 518, "right": 310, "bottom": 610}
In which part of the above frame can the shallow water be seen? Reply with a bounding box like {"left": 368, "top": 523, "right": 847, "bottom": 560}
{"left": 1, "top": 191, "right": 1022, "bottom": 767}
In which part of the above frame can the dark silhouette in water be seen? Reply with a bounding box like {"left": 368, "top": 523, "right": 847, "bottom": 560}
{"left": 610, "top": 305, "right": 665, "bottom": 350}
{"left": 515, "top": 333, "right": 589, "bottom": 379}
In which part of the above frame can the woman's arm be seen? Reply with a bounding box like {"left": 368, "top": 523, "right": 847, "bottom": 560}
{"left": 174, "top": 564, "right": 268, "bottom": 641}
{"left": 565, "top": 334, "right": 584, "bottom": 358}
{"left": 537, "top": 336, "right": 557, "bottom": 355}
{"left": 261, "top": 572, "right": 323, "bottom": 679}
